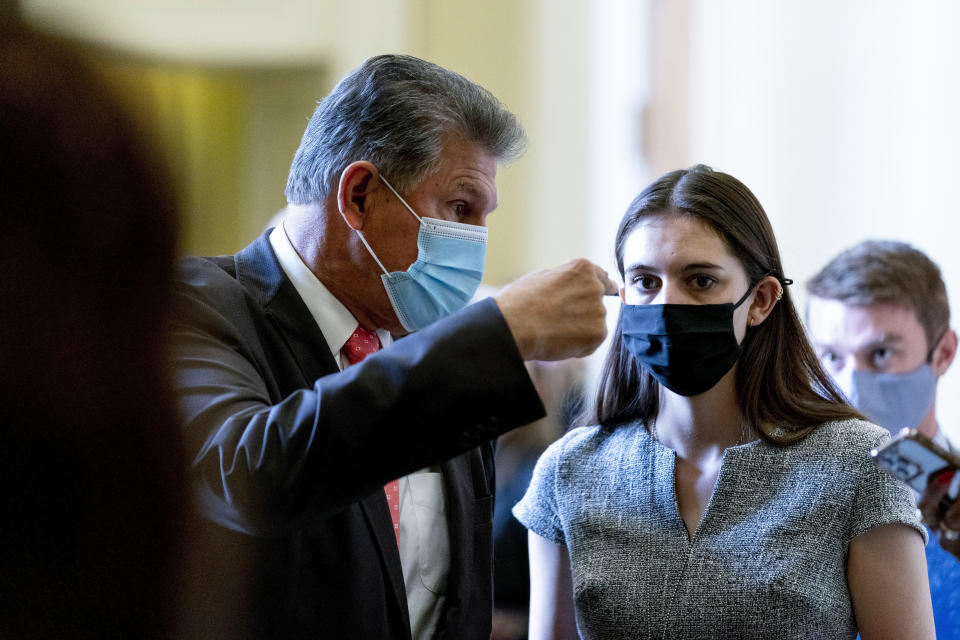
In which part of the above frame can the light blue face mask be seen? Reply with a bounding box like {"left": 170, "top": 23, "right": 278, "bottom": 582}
{"left": 840, "top": 363, "right": 937, "bottom": 433}
{"left": 354, "top": 174, "right": 487, "bottom": 332}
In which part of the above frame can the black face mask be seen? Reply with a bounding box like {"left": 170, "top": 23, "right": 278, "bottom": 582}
{"left": 621, "top": 286, "right": 754, "bottom": 396}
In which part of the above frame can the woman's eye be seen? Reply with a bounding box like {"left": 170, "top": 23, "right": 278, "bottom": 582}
{"left": 691, "top": 274, "right": 716, "bottom": 289}
{"left": 633, "top": 275, "right": 659, "bottom": 290}
{"left": 452, "top": 203, "right": 466, "bottom": 218}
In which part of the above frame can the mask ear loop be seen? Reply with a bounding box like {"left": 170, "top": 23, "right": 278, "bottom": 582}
{"left": 379, "top": 175, "right": 423, "bottom": 223}
{"left": 926, "top": 327, "right": 949, "bottom": 363}
{"left": 352, "top": 173, "right": 423, "bottom": 277}
{"left": 732, "top": 282, "right": 757, "bottom": 310}
{"left": 354, "top": 230, "right": 390, "bottom": 276}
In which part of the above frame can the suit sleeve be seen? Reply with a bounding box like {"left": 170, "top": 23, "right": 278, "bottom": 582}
{"left": 172, "top": 263, "right": 545, "bottom": 538}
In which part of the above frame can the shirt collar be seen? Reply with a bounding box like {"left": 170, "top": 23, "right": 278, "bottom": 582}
{"left": 269, "top": 223, "right": 391, "bottom": 364}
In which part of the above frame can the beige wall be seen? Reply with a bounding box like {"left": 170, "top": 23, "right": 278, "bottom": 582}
{"left": 24, "top": 0, "right": 596, "bottom": 285}
{"left": 649, "top": 0, "right": 960, "bottom": 442}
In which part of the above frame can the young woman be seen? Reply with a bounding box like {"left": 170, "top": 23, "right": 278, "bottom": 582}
{"left": 513, "top": 166, "right": 934, "bottom": 639}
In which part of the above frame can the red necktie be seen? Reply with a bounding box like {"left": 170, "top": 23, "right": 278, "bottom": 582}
{"left": 343, "top": 326, "right": 380, "bottom": 365}
{"left": 342, "top": 326, "right": 400, "bottom": 547}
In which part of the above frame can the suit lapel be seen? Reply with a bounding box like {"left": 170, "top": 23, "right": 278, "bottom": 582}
{"left": 439, "top": 451, "right": 477, "bottom": 631}
{"left": 234, "top": 231, "right": 412, "bottom": 631}
{"left": 264, "top": 283, "right": 339, "bottom": 382}
{"left": 234, "top": 231, "right": 340, "bottom": 382}
{"left": 359, "top": 493, "right": 412, "bottom": 633}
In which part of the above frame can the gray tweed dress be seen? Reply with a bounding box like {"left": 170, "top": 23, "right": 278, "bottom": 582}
{"left": 512, "top": 419, "right": 925, "bottom": 639}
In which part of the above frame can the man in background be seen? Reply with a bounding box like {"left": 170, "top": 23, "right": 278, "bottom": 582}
{"left": 806, "top": 240, "right": 960, "bottom": 633}
{"left": 172, "top": 54, "right": 614, "bottom": 638}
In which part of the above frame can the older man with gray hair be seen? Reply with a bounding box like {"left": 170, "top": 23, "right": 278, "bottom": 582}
{"left": 172, "top": 55, "right": 615, "bottom": 639}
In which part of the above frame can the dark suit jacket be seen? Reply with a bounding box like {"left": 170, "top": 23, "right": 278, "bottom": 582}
{"left": 171, "top": 232, "right": 545, "bottom": 639}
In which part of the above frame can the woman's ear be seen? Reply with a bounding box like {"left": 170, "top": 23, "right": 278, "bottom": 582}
{"left": 336, "top": 161, "right": 380, "bottom": 230}
{"left": 931, "top": 328, "right": 958, "bottom": 377}
{"left": 747, "top": 276, "right": 783, "bottom": 327}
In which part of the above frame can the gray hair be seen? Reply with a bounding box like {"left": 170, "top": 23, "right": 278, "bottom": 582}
{"left": 285, "top": 54, "right": 526, "bottom": 204}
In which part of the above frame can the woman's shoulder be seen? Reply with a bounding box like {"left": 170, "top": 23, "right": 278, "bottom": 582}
{"left": 540, "top": 422, "right": 647, "bottom": 465}
{"left": 765, "top": 418, "right": 893, "bottom": 473}
{"left": 801, "top": 418, "right": 892, "bottom": 451}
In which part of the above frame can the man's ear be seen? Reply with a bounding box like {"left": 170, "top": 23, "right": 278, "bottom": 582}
{"left": 931, "top": 328, "right": 957, "bottom": 377}
{"left": 747, "top": 276, "right": 782, "bottom": 327}
{"left": 336, "top": 161, "right": 380, "bottom": 231}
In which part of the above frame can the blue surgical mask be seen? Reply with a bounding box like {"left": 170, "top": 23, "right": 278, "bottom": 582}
{"left": 354, "top": 174, "right": 487, "bottom": 332}
{"left": 840, "top": 363, "right": 937, "bottom": 433}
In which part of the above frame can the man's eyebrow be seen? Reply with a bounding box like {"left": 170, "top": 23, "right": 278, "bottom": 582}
{"left": 453, "top": 179, "right": 485, "bottom": 199}
{"left": 453, "top": 179, "right": 497, "bottom": 210}
{"left": 865, "top": 334, "right": 906, "bottom": 347}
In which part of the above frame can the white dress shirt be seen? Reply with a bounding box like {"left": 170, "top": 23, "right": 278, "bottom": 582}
{"left": 269, "top": 224, "right": 450, "bottom": 639}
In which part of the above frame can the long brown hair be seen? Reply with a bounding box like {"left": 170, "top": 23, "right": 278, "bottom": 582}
{"left": 591, "top": 165, "right": 861, "bottom": 444}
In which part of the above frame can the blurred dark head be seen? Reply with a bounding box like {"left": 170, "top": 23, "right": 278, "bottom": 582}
{"left": 0, "top": 20, "right": 185, "bottom": 639}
